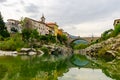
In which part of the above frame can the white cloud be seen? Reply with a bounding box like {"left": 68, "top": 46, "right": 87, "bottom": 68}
{"left": 1, "top": 0, "right": 120, "bottom": 36}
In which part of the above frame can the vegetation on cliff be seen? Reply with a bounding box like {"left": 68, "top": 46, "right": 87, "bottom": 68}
{"left": 92, "top": 24, "right": 120, "bottom": 44}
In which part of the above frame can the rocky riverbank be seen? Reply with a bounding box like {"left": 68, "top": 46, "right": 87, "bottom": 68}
{"left": 0, "top": 44, "right": 73, "bottom": 57}
{"left": 78, "top": 34, "right": 120, "bottom": 60}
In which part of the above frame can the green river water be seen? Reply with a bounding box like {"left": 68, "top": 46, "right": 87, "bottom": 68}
{"left": 0, "top": 54, "right": 119, "bottom": 80}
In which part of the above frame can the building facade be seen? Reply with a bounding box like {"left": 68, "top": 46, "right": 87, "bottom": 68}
{"left": 6, "top": 19, "right": 22, "bottom": 33}
{"left": 113, "top": 19, "right": 120, "bottom": 27}
{"left": 46, "top": 22, "right": 58, "bottom": 36}
{"left": 24, "top": 17, "right": 51, "bottom": 35}
{"left": 6, "top": 15, "right": 62, "bottom": 36}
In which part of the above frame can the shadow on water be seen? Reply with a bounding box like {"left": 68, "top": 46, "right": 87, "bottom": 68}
{"left": 0, "top": 54, "right": 119, "bottom": 80}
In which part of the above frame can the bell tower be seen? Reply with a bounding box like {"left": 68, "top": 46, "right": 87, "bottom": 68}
{"left": 41, "top": 14, "right": 45, "bottom": 23}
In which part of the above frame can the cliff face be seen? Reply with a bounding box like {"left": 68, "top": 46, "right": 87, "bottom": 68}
{"left": 79, "top": 34, "right": 120, "bottom": 60}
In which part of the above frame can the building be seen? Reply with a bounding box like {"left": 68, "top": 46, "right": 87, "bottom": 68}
{"left": 46, "top": 22, "right": 59, "bottom": 36}
{"left": 113, "top": 19, "right": 120, "bottom": 27}
{"left": 23, "top": 17, "right": 51, "bottom": 35}
{"left": 6, "top": 19, "right": 22, "bottom": 33}
{"left": 6, "top": 14, "right": 61, "bottom": 36}
{"left": 57, "top": 29, "right": 63, "bottom": 35}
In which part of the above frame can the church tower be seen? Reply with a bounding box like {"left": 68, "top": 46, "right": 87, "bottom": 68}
{"left": 41, "top": 14, "right": 45, "bottom": 23}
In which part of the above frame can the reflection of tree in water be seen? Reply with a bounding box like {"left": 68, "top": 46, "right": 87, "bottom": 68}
{"left": 0, "top": 56, "right": 71, "bottom": 80}
{"left": 98, "top": 60, "right": 120, "bottom": 80}
{"left": 19, "top": 56, "right": 70, "bottom": 80}
{"left": 1, "top": 55, "right": 119, "bottom": 80}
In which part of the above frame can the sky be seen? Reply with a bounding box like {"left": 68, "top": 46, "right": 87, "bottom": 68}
{"left": 0, "top": 0, "right": 120, "bottom": 37}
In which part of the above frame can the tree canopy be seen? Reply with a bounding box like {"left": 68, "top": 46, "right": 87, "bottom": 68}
{"left": 0, "top": 12, "right": 10, "bottom": 37}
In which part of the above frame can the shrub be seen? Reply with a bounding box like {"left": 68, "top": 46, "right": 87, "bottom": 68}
{"left": 0, "top": 33, "right": 27, "bottom": 51}
{"left": 101, "top": 29, "right": 113, "bottom": 40}
{"left": 40, "top": 46, "right": 49, "bottom": 55}
{"left": 73, "top": 44, "right": 88, "bottom": 50}
{"left": 57, "top": 34, "right": 67, "bottom": 44}
{"left": 113, "top": 24, "right": 120, "bottom": 36}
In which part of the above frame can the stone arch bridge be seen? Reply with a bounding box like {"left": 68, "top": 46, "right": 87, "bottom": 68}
{"left": 68, "top": 36, "right": 100, "bottom": 45}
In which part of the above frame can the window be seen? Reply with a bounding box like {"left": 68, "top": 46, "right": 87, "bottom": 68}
{"left": 117, "top": 21, "right": 119, "bottom": 24}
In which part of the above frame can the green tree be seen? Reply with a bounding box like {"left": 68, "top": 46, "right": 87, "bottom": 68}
{"left": 101, "top": 29, "right": 113, "bottom": 40}
{"left": 22, "top": 28, "right": 32, "bottom": 41}
{"left": 30, "top": 29, "right": 39, "bottom": 40}
{"left": 0, "top": 12, "right": 10, "bottom": 37}
{"left": 113, "top": 24, "right": 120, "bottom": 36}
{"left": 57, "top": 34, "right": 67, "bottom": 44}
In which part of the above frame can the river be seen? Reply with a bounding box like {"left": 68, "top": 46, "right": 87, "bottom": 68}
{"left": 0, "top": 54, "right": 118, "bottom": 80}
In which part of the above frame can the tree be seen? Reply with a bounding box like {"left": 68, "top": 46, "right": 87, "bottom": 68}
{"left": 113, "top": 24, "right": 120, "bottom": 36}
{"left": 101, "top": 29, "right": 113, "bottom": 40}
{"left": 57, "top": 34, "right": 67, "bottom": 44}
{"left": 22, "top": 28, "right": 32, "bottom": 41}
{"left": 0, "top": 12, "right": 10, "bottom": 37}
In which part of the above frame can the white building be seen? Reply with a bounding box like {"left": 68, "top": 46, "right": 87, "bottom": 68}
{"left": 6, "top": 15, "right": 55, "bottom": 35}
{"left": 24, "top": 15, "right": 53, "bottom": 35}
{"left": 6, "top": 19, "right": 22, "bottom": 33}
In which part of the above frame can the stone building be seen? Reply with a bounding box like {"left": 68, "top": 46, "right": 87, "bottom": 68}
{"left": 113, "top": 19, "right": 120, "bottom": 27}
{"left": 24, "top": 17, "right": 50, "bottom": 35}
{"left": 46, "top": 22, "right": 58, "bottom": 36}
{"left": 6, "top": 15, "right": 61, "bottom": 36}
{"left": 6, "top": 19, "right": 22, "bottom": 33}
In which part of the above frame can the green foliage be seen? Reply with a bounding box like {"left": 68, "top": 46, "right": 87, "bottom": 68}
{"left": 0, "top": 64, "right": 8, "bottom": 79}
{"left": 41, "top": 46, "right": 49, "bottom": 55}
{"left": 101, "top": 29, "right": 113, "bottom": 40}
{"left": 39, "top": 34, "right": 56, "bottom": 43}
{"left": 57, "top": 34, "right": 67, "bottom": 44}
{"left": 30, "top": 29, "right": 39, "bottom": 39}
{"left": 0, "top": 33, "right": 27, "bottom": 51}
{"left": 0, "top": 35, "right": 4, "bottom": 41}
{"left": 73, "top": 43, "right": 88, "bottom": 50}
{"left": 0, "top": 56, "right": 70, "bottom": 80}
{"left": 22, "top": 28, "right": 32, "bottom": 41}
{"left": 0, "top": 13, "right": 10, "bottom": 38}
{"left": 113, "top": 24, "right": 120, "bottom": 36}
{"left": 20, "top": 17, "right": 26, "bottom": 28}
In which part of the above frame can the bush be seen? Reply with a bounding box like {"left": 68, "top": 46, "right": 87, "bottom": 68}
{"left": 0, "top": 33, "right": 27, "bottom": 51}
{"left": 39, "top": 34, "right": 56, "bottom": 44}
{"left": 73, "top": 44, "right": 88, "bottom": 50}
{"left": 101, "top": 29, "right": 113, "bottom": 40}
{"left": 41, "top": 46, "right": 49, "bottom": 55}
{"left": 113, "top": 24, "right": 120, "bottom": 36}
{"left": 22, "top": 28, "right": 32, "bottom": 41}
{"left": 57, "top": 34, "right": 67, "bottom": 44}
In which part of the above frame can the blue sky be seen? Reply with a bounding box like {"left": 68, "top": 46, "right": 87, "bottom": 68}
{"left": 1, "top": 0, "right": 120, "bottom": 37}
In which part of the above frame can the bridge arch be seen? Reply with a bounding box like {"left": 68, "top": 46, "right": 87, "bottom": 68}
{"left": 68, "top": 37, "right": 89, "bottom": 46}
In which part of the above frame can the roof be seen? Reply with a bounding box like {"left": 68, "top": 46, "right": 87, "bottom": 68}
{"left": 46, "top": 22, "right": 57, "bottom": 25}
{"left": 7, "top": 19, "right": 19, "bottom": 22}
{"left": 25, "top": 17, "right": 43, "bottom": 23}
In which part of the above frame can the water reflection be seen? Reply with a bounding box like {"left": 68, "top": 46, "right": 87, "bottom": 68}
{"left": 0, "top": 55, "right": 118, "bottom": 80}
{"left": 58, "top": 68, "right": 112, "bottom": 80}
